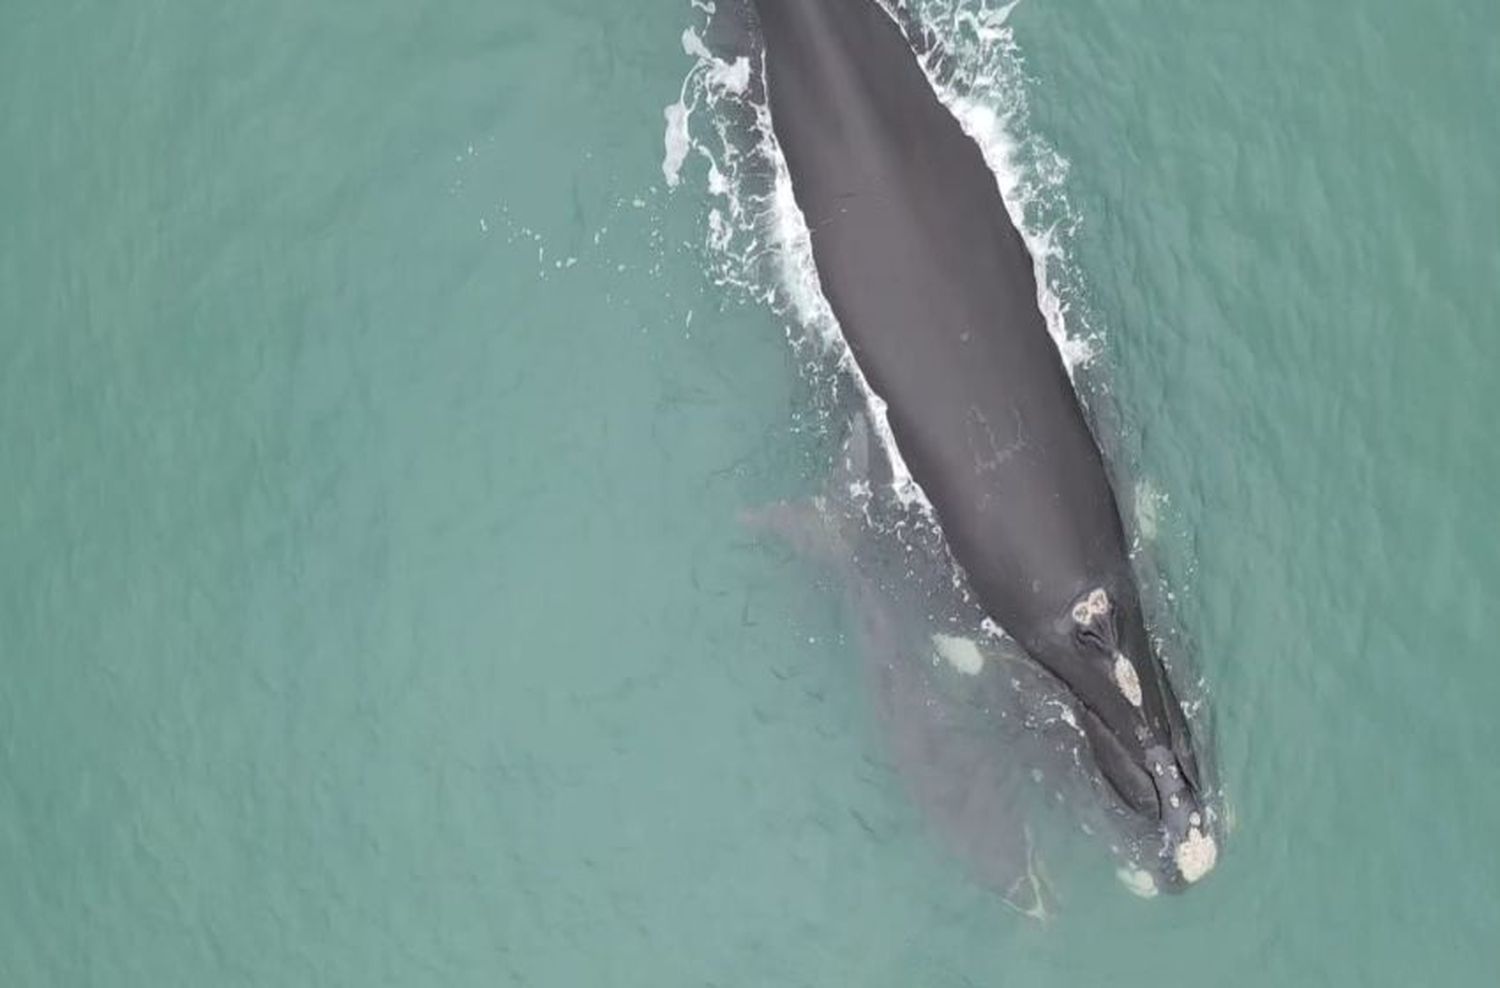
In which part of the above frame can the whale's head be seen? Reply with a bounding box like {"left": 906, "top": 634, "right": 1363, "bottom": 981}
{"left": 1139, "top": 743, "right": 1218, "bottom": 889}
{"left": 1049, "top": 587, "right": 1219, "bottom": 891}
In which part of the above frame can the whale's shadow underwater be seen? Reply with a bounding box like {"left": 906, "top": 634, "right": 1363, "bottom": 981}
{"left": 748, "top": 412, "right": 1091, "bottom": 917}
{"left": 718, "top": 0, "right": 1222, "bottom": 902}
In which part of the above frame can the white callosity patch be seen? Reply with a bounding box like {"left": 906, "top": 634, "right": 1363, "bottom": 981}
{"left": 1116, "top": 865, "right": 1159, "bottom": 899}
{"left": 1072, "top": 587, "right": 1109, "bottom": 625}
{"left": 1067, "top": 588, "right": 1142, "bottom": 706}
{"left": 1112, "top": 652, "right": 1143, "bottom": 707}
{"left": 1174, "top": 827, "right": 1219, "bottom": 883}
{"left": 931, "top": 633, "right": 986, "bottom": 675}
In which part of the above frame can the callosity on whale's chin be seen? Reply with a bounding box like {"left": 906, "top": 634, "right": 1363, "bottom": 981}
{"left": 1061, "top": 586, "right": 1218, "bottom": 889}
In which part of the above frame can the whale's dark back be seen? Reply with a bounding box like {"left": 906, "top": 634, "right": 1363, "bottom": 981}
{"left": 753, "top": 0, "right": 1150, "bottom": 715}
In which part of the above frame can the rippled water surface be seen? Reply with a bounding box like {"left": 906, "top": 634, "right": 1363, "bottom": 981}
{"left": 3, "top": 0, "right": 1497, "bottom": 983}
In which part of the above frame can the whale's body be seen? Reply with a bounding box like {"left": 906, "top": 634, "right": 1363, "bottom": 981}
{"left": 743, "top": 0, "right": 1215, "bottom": 884}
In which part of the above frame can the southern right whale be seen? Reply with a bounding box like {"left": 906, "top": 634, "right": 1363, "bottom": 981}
{"left": 737, "top": 0, "right": 1218, "bottom": 885}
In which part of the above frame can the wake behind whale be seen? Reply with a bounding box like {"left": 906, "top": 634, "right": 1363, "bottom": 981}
{"left": 669, "top": 0, "right": 1221, "bottom": 900}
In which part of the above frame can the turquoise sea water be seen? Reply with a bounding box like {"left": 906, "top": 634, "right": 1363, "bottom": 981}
{"left": 3, "top": 0, "right": 1498, "bottom": 984}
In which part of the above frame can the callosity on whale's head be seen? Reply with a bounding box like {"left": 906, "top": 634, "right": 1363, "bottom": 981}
{"left": 1045, "top": 585, "right": 1218, "bottom": 890}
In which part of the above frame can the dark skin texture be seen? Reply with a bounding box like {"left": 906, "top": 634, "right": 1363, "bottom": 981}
{"left": 749, "top": 0, "right": 1206, "bottom": 877}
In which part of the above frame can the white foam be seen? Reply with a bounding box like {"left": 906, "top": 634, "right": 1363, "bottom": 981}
{"left": 661, "top": 100, "right": 691, "bottom": 187}
{"left": 661, "top": 27, "right": 752, "bottom": 189}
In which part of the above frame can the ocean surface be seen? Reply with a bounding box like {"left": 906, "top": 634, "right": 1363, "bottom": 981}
{"left": 3, "top": 0, "right": 1498, "bottom": 984}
